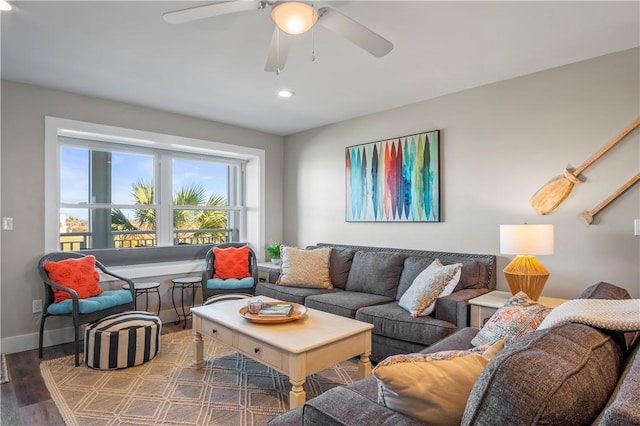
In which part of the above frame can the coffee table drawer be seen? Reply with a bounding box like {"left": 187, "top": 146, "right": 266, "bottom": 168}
{"left": 237, "top": 335, "right": 283, "bottom": 369}
{"left": 201, "top": 319, "right": 233, "bottom": 345}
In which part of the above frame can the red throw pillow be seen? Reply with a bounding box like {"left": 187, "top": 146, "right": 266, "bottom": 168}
{"left": 44, "top": 255, "right": 103, "bottom": 303}
{"left": 213, "top": 246, "right": 251, "bottom": 279}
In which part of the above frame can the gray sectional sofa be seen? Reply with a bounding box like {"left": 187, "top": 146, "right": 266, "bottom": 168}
{"left": 268, "top": 282, "right": 639, "bottom": 426}
{"left": 255, "top": 243, "right": 496, "bottom": 361}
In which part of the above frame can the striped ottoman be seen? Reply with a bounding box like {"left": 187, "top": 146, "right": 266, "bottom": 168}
{"left": 84, "top": 311, "right": 161, "bottom": 370}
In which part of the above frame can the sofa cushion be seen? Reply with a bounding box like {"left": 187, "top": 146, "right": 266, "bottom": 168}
{"left": 397, "top": 256, "right": 435, "bottom": 299}
{"left": 580, "top": 281, "right": 636, "bottom": 351}
{"left": 328, "top": 247, "right": 355, "bottom": 289}
{"left": 277, "top": 246, "right": 332, "bottom": 289}
{"left": 303, "top": 386, "right": 424, "bottom": 426}
{"left": 462, "top": 323, "right": 624, "bottom": 426}
{"left": 255, "top": 281, "right": 340, "bottom": 305}
{"left": 454, "top": 260, "right": 489, "bottom": 291}
{"left": 470, "top": 291, "right": 551, "bottom": 347}
{"left": 398, "top": 259, "right": 462, "bottom": 317}
{"left": 345, "top": 252, "right": 405, "bottom": 297}
{"left": 305, "top": 292, "right": 394, "bottom": 318}
{"left": 398, "top": 257, "right": 487, "bottom": 300}
{"left": 356, "top": 302, "right": 458, "bottom": 347}
{"left": 580, "top": 281, "right": 631, "bottom": 300}
{"left": 373, "top": 340, "right": 504, "bottom": 425}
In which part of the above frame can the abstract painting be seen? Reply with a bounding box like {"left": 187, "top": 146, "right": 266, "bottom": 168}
{"left": 346, "top": 130, "right": 440, "bottom": 222}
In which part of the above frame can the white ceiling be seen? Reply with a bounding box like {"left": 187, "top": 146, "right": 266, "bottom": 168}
{"left": 2, "top": 1, "right": 639, "bottom": 136}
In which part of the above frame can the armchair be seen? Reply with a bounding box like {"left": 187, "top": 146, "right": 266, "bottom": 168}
{"left": 38, "top": 252, "right": 136, "bottom": 366}
{"left": 202, "top": 243, "right": 258, "bottom": 302}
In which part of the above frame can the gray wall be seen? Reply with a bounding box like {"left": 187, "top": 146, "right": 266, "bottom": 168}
{"left": 0, "top": 80, "right": 284, "bottom": 349}
{"left": 283, "top": 48, "right": 640, "bottom": 300}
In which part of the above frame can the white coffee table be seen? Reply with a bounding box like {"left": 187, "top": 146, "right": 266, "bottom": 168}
{"left": 191, "top": 296, "right": 373, "bottom": 409}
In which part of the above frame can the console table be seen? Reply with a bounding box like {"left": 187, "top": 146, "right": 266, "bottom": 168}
{"left": 257, "top": 261, "right": 280, "bottom": 282}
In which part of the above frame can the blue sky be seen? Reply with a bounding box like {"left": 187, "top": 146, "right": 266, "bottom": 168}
{"left": 60, "top": 147, "right": 228, "bottom": 220}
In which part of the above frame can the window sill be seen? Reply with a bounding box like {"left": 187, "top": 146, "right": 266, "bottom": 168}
{"left": 100, "top": 260, "right": 203, "bottom": 281}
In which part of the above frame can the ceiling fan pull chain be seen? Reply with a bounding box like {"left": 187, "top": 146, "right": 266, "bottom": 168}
{"left": 311, "top": 18, "right": 316, "bottom": 62}
{"left": 276, "top": 27, "right": 281, "bottom": 76}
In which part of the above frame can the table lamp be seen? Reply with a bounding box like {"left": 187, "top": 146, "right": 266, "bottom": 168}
{"left": 499, "top": 224, "right": 554, "bottom": 301}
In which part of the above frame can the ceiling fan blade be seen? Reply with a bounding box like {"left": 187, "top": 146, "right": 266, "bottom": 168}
{"left": 265, "top": 27, "right": 292, "bottom": 73}
{"left": 317, "top": 7, "right": 393, "bottom": 57}
{"left": 162, "top": 1, "right": 264, "bottom": 25}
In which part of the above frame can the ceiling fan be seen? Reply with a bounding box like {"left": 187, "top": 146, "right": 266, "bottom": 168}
{"left": 162, "top": 1, "right": 393, "bottom": 73}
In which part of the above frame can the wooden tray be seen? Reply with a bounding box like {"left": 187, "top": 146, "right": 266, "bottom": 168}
{"left": 239, "top": 302, "right": 307, "bottom": 324}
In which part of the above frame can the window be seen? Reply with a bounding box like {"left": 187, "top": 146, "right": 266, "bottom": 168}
{"left": 46, "top": 117, "right": 264, "bottom": 269}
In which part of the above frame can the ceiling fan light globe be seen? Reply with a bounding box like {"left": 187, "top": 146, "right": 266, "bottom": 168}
{"left": 271, "top": 2, "right": 317, "bottom": 35}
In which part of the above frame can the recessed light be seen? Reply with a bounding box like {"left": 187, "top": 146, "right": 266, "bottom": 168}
{"left": 277, "top": 90, "right": 294, "bottom": 98}
{"left": 0, "top": 1, "right": 12, "bottom": 11}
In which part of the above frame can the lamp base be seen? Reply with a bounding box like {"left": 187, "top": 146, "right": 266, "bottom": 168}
{"left": 503, "top": 255, "right": 549, "bottom": 301}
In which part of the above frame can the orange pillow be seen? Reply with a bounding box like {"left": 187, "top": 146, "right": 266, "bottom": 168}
{"left": 213, "top": 246, "right": 251, "bottom": 279}
{"left": 44, "top": 255, "right": 103, "bottom": 303}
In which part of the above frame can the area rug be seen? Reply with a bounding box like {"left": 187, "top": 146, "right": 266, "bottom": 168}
{"left": 41, "top": 330, "right": 358, "bottom": 425}
{"left": 0, "top": 353, "right": 8, "bottom": 384}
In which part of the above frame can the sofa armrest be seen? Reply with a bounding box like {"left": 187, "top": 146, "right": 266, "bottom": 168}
{"left": 303, "top": 386, "right": 424, "bottom": 426}
{"left": 435, "top": 288, "right": 491, "bottom": 327}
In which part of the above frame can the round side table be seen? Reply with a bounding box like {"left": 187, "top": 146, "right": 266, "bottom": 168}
{"left": 122, "top": 282, "right": 161, "bottom": 316}
{"left": 171, "top": 276, "right": 202, "bottom": 329}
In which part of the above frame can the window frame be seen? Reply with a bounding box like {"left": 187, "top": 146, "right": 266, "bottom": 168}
{"left": 45, "top": 116, "right": 265, "bottom": 275}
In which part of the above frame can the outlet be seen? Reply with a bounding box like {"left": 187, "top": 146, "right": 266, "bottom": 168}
{"left": 32, "top": 299, "right": 42, "bottom": 313}
{"left": 2, "top": 217, "right": 13, "bottom": 230}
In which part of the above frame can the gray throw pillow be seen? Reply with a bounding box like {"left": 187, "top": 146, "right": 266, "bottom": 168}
{"left": 345, "top": 252, "right": 405, "bottom": 297}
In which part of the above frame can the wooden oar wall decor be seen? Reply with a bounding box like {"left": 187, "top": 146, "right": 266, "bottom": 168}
{"left": 530, "top": 117, "right": 640, "bottom": 215}
{"left": 580, "top": 173, "right": 640, "bottom": 225}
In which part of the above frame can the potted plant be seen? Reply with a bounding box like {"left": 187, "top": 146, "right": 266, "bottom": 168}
{"left": 266, "top": 243, "right": 282, "bottom": 265}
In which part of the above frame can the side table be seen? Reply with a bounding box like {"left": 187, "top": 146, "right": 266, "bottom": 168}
{"left": 171, "top": 276, "right": 202, "bottom": 329}
{"left": 257, "top": 261, "right": 281, "bottom": 282}
{"left": 122, "top": 282, "right": 161, "bottom": 316}
{"left": 468, "top": 290, "right": 567, "bottom": 328}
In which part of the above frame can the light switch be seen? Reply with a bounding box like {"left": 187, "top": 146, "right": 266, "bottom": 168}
{"left": 2, "top": 217, "right": 13, "bottom": 230}
{"left": 635, "top": 219, "right": 640, "bottom": 236}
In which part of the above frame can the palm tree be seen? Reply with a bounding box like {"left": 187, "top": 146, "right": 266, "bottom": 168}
{"left": 131, "top": 179, "right": 155, "bottom": 230}
{"left": 172, "top": 183, "right": 207, "bottom": 230}
{"left": 112, "top": 180, "right": 228, "bottom": 245}
{"left": 194, "top": 193, "right": 228, "bottom": 238}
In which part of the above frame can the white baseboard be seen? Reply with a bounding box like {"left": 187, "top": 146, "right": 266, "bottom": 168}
{"left": 1, "top": 309, "right": 182, "bottom": 354}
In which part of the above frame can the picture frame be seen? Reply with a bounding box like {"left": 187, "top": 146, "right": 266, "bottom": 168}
{"left": 345, "top": 130, "right": 440, "bottom": 222}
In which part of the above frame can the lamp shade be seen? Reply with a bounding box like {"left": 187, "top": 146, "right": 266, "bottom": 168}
{"left": 271, "top": 2, "right": 318, "bottom": 35}
{"left": 500, "top": 224, "right": 554, "bottom": 256}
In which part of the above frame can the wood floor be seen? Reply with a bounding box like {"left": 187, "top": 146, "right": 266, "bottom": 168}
{"left": 1, "top": 321, "right": 186, "bottom": 426}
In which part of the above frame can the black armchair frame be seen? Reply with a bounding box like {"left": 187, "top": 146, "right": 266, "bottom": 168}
{"left": 38, "top": 252, "right": 136, "bottom": 367}
{"left": 201, "top": 243, "right": 258, "bottom": 301}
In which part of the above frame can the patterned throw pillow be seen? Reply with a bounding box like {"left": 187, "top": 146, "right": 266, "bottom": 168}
{"left": 44, "top": 255, "right": 103, "bottom": 303}
{"left": 470, "top": 291, "right": 552, "bottom": 347}
{"left": 213, "top": 245, "right": 251, "bottom": 279}
{"left": 276, "top": 246, "right": 333, "bottom": 289}
{"left": 373, "top": 340, "right": 504, "bottom": 425}
{"left": 398, "top": 259, "right": 462, "bottom": 317}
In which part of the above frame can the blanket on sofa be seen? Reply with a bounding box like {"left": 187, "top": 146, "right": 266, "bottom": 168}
{"left": 538, "top": 299, "right": 640, "bottom": 331}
